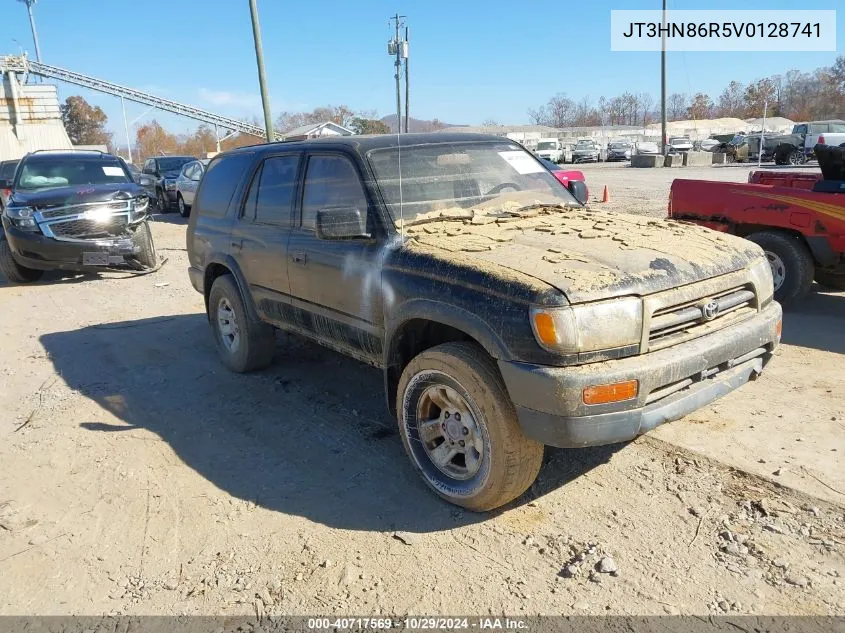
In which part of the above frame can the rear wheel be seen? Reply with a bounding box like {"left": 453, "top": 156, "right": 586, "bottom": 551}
{"left": 746, "top": 231, "right": 814, "bottom": 305}
{"left": 208, "top": 274, "right": 275, "bottom": 372}
{"left": 0, "top": 238, "right": 43, "bottom": 283}
{"left": 787, "top": 149, "right": 805, "bottom": 166}
{"left": 397, "top": 342, "right": 544, "bottom": 511}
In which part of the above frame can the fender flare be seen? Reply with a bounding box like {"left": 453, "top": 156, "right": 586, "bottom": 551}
{"left": 202, "top": 254, "right": 261, "bottom": 323}
{"left": 384, "top": 298, "right": 513, "bottom": 367}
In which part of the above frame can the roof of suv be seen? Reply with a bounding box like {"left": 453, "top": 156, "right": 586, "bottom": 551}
{"left": 225, "top": 132, "right": 512, "bottom": 155}
{"left": 22, "top": 151, "right": 122, "bottom": 162}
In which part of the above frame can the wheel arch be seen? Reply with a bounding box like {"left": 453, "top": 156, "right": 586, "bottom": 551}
{"left": 202, "top": 255, "right": 260, "bottom": 322}
{"left": 383, "top": 300, "right": 511, "bottom": 415}
{"left": 734, "top": 225, "right": 831, "bottom": 265}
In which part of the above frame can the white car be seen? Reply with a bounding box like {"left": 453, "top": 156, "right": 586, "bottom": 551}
{"left": 635, "top": 141, "right": 660, "bottom": 155}
{"left": 698, "top": 138, "right": 721, "bottom": 152}
{"left": 668, "top": 136, "right": 694, "bottom": 153}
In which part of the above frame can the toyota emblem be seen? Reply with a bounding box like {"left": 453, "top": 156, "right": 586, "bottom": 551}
{"left": 701, "top": 300, "right": 720, "bottom": 321}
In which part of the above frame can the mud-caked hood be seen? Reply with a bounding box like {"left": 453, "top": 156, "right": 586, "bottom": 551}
{"left": 10, "top": 182, "right": 146, "bottom": 209}
{"left": 405, "top": 206, "right": 763, "bottom": 304}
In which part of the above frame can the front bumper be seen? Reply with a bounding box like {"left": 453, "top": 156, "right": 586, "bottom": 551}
{"left": 499, "top": 302, "right": 782, "bottom": 448}
{"left": 2, "top": 219, "right": 144, "bottom": 272}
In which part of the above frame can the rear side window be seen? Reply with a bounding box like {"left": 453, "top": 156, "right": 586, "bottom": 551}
{"left": 194, "top": 153, "right": 252, "bottom": 218}
{"left": 254, "top": 155, "right": 299, "bottom": 224}
{"left": 829, "top": 123, "right": 845, "bottom": 134}
{"left": 809, "top": 123, "right": 828, "bottom": 134}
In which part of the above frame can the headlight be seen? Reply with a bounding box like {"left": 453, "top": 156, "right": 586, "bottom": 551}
{"left": 4, "top": 205, "right": 38, "bottom": 231}
{"left": 530, "top": 296, "right": 643, "bottom": 354}
{"left": 748, "top": 257, "right": 774, "bottom": 307}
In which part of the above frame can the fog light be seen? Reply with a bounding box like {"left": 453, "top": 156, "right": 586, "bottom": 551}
{"left": 583, "top": 380, "right": 639, "bottom": 405}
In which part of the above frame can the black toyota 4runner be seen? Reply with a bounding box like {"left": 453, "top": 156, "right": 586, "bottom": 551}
{"left": 187, "top": 133, "right": 782, "bottom": 511}
{"left": 1, "top": 150, "right": 156, "bottom": 283}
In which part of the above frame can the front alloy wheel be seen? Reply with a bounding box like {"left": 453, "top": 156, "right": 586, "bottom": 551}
{"left": 397, "top": 342, "right": 543, "bottom": 511}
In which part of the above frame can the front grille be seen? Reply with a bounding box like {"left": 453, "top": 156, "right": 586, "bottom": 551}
{"left": 647, "top": 286, "right": 756, "bottom": 352}
{"left": 48, "top": 216, "right": 129, "bottom": 239}
{"left": 39, "top": 200, "right": 130, "bottom": 219}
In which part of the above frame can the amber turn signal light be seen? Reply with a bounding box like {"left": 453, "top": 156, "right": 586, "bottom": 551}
{"left": 775, "top": 319, "right": 783, "bottom": 338}
{"left": 532, "top": 312, "right": 558, "bottom": 346}
{"left": 583, "top": 380, "right": 639, "bottom": 405}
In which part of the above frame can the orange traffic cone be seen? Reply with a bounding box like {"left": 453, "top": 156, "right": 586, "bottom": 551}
{"left": 601, "top": 185, "right": 609, "bottom": 203}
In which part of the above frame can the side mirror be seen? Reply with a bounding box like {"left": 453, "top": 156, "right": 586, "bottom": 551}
{"left": 0, "top": 178, "right": 9, "bottom": 189}
{"left": 315, "top": 206, "right": 370, "bottom": 240}
{"left": 568, "top": 180, "right": 588, "bottom": 206}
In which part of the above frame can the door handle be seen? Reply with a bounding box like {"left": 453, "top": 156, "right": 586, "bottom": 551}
{"left": 291, "top": 251, "right": 307, "bottom": 265}
{"left": 231, "top": 239, "right": 243, "bottom": 250}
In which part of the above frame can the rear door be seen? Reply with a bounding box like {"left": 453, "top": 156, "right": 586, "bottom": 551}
{"left": 229, "top": 152, "right": 301, "bottom": 322}
{"left": 181, "top": 162, "right": 201, "bottom": 205}
{"left": 285, "top": 152, "right": 385, "bottom": 364}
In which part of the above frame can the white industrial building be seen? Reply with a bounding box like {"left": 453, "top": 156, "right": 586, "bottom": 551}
{"left": 1, "top": 73, "right": 72, "bottom": 159}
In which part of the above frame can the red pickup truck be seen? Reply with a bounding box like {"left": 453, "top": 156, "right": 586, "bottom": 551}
{"left": 668, "top": 144, "right": 845, "bottom": 304}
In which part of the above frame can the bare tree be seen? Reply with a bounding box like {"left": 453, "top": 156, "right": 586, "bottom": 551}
{"left": 717, "top": 81, "right": 745, "bottom": 117}
{"left": 667, "top": 93, "right": 688, "bottom": 120}
{"left": 527, "top": 93, "right": 574, "bottom": 127}
{"left": 686, "top": 93, "right": 715, "bottom": 120}
{"left": 638, "top": 93, "right": 654, "bottom": 127}
{"left": 743, "top": 78, "right": 778, "bottom": 118}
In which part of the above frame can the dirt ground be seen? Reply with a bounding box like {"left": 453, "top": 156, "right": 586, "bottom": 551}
{"left": 1, "top": 163, "right": 843, "bottom": 618}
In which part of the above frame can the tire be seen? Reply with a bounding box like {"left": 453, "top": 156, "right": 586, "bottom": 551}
{"left": 208, "top": 274, "right": 275, "bottom": 373}
{"left": 815, "top": 269, "right": 845, "bottom": 291}
{"left": 130, "top": 222, "right": 158, "bottom": 269}
{"left": 787, "top": 149, "right": 805, "bottom": 166}
{"left": 0, "top": 237, "right": 43, "bottom": 283}
{"left": 396, "top": 341, "right": 543, "bottom": 511}
{"left": 177, "top": 194, "right": 190, "bottom": 218}
{"left": 156, "top": 189, "right": 169, "bottom": 213}
{"left": 746, "top": 231, "right": 814, "bottom": 305}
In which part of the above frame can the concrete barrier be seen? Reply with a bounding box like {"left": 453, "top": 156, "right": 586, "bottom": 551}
{"left": 711, "top": 152, "right": 728, "bottom": 164}
{"left": 664, "top": 154, "right": 684, "bottom": 167}
{"left": 631, "top": 154, "right": 663, "bottom": 168}
{"left": 683, "top": 151, "right": 712, "bottom": 166}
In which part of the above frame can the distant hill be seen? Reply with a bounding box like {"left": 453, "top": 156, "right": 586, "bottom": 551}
{"left": 381, "top": 114, "right": 464, "bottom": 133}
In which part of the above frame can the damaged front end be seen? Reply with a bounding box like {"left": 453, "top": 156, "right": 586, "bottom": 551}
{"left": 3, "top": 194, "right": 159, "bottom": 272}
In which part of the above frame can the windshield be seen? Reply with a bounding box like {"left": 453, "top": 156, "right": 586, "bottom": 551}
{"left": 575, "top": 141, "right": 594, "bottom": 149}
{"left": 158, "top": 157, "right": 194, "bottom": 172}
{"left": 610, "top": 142, "right": 630, "bottom": 149}
{"left": 367, "top": 141, "right": 579, "bottom": 226}
{"left": 729, "top": 135, "right": 747, "bottom": 146}
{"left": 536, "top": 142, "right": 557, "bottom": 150}
{"left": 15, "top": 158, "right": 130, "bottom": 190}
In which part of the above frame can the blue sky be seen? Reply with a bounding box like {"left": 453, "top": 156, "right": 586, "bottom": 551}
{"left": 3, "top": 0, "right": 841, "bottom": 147}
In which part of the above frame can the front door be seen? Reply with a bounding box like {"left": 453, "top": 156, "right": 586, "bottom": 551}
{"left": 229, "top": 153, "right": 301, "bottom": 323}
{"left": 286, "top": 152, "right": 385, "bottom": 364}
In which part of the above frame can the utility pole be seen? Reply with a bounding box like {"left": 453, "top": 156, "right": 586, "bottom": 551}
{"left": 404, "top": 25, "right": 410, "bottom": 133}
{"left": 758, "top": 99, "right": 768, "bottom": 167}
{"left": 660, "top": 0, "right": 667, "bottom": 155}
{"left": 18, "top": 0, "right": 42, "bottom": 63}
{"left": 248, "top": 0, "right": 274, "bottom": 143}
{"left": 388, "top": 14, "right": 406, "bottom": 133}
